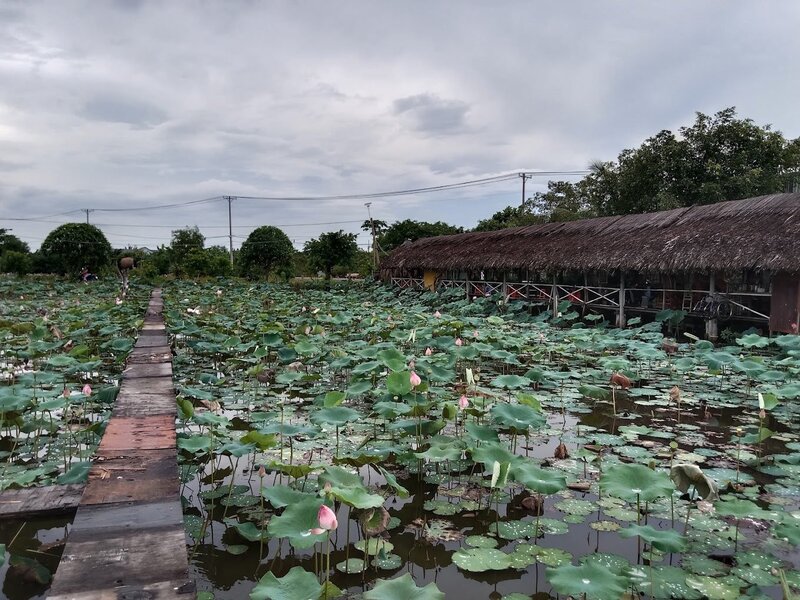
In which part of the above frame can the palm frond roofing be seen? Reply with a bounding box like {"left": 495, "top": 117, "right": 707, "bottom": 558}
{"left": 383, "top": 193, "right": 800, "bottom": 273}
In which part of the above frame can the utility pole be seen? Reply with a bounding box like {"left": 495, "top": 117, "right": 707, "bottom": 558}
{"left": 519, "top": 172, "right": 532, "bottom": 208}
{"left": 83, "top": 209, "right": 93, "bottom": 224}
{"left": 365, "top": 202, "right": 378, "bottom": 273}
{"left": 224, "top": 196, "right": 234, "bottom": 266}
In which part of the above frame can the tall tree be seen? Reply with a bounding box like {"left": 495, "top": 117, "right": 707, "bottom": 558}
{"left": 40, "top": 223, "right": 112, "bottom": 275}
{"left": 304, "top": 230, "right": 358, "bottom": 279}
{"left": 170, "top": 226, "right": 205, "bottom": 277}
{"left": 0, "top": 229, "right": 30, "bottom": 255}
{"left": 238, "top": 226, "right": 295, "bottom": 279}
{"left": 379, "top": 220, "right": 463, "bottom": 251}
{"left": 533, "top": 108, "right": 800, "bottom": 218}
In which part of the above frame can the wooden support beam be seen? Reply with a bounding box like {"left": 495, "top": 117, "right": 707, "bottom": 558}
{"left": 618, "top": 272, "right": 627, "bottom": 328}
{"left": 706, "top": 272, "right": 719, "bottom": 340}
{"left": 551, "top": 275, "right": 559, "bottom": 318}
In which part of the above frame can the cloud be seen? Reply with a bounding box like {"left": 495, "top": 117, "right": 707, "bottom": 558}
{"left": 0, "top": 1, "right": 798, "bottom": 251}
{"left": 393, "top": 94, "right": 471, "bottom": 135}
{"left": 80, "top": 94, "right": 168, "bottom": 128}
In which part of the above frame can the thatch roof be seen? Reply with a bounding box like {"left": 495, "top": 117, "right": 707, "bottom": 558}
{"left": 383, "top": 193, "right": 800, "bottom": 273}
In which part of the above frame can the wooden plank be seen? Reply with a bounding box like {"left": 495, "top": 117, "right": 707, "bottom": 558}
{"left": 135, "top": 334, "right": 169, "bottom": 348}
{"left": 124, "top": 362, "right": 173, "bottom": 379}
{"left": 48, "top": 527, "right": 193, "bottom": 598}
{"left": 112, "top": 393, "right": 177, "bottom": 418}
{"left": 0, "top": 484, "right": 84, "bottom": 519}
{"left": 118, "top": 375, "right": 174, "bottom": 395}
{"left": 98, "top": 415, "right": 176, "bottom": 452}
{"left": 83, "top": 449, "right": 179, "bottom": 505}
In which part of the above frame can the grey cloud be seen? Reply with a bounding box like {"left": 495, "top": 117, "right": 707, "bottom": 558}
{"left": 393, "top": 94, "right": 470, "bottom": 134}
{"left": 80, "top": 94, "right": 168, "bottom": 128}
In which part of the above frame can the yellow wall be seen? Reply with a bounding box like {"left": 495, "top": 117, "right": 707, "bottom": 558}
{"left": 423, "top": 271, "right": 438, "bottom": 291}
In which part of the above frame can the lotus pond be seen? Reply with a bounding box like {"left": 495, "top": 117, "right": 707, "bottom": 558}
{"left": 165, "top": 280, "right": 800, "bottom": 600}
{"left": 0, "top": 278, "right": 149, "bottom": 598}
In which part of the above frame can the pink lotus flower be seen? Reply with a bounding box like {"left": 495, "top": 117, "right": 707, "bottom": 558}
{"left": 473, "top": 330, "right": 479, "bottom": 338}
{"left": 433, "top": 310, "right": 441, "bottom": 318}
{"left": 82, "top": 384, "right": 92, "bottom": 396}
{"left": 459, "top": 395, "right": 469, "bottom": 410}
{"left": 63, "top": 387, "right": 70, "bottom": 399}
{"left": 455, "top": 338, "right": 463, "bottom": 347}
{"left": 424, "top": 347, "right": 432, "bottom": 356}
{"left": 317, "top": 504, "right": 338, "bottom": 531}
{"left": 410, "top": 371, "right": 422, "bottom": 387}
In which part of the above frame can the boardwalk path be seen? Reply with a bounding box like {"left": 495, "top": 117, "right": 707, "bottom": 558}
{"left": 49, "top": 289, "right": 194, "bottom": 599}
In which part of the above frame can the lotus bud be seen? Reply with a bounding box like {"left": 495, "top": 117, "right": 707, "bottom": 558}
{"left": 408, "top": 360, "right": 415, "bottom": 370}
{"left": 410, "top": 371, "right": 422, "bottom": 387}
{"left": 216, "top": 289, "right": 223, "bottom": 296}
{"left": 82, "top": 384, "right": 92, "bottom": 396}
{"left": 317, "top": 504, "right": 338, "bottom": 531}
{"left": 425, "top": 347, "right": 432, "bottom": 356}
{"left": 455, "top": 338, "right": 463, "bottom": 346}
{"left": 305, "top": 326, "right": 311, "bottom": 335}
{"left": 258, "top": 465, "right": 266, "bottom": 478}
{"left": 63, "top": 387, "right": 70, "bottom": 399}
{"left": 115, "top": 297, "right": 122, "bottom": 305}
{"left": 433, "top": 310, "right": 441, "bottom": 318}
{"left": 473, "top": 330, "right": 479, "bottom": 338}
{"left": 459, "top": 395, "right": 469, "bottom": 410}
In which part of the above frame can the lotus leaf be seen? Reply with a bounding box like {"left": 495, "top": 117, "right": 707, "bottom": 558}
{"left": 670, "top": 463, "right": 718, "bottom": 500}
{"left": 600, "top": 464, "right": 674, "bottom": 502}
{"left": 452, "top": 548, "right": 512, "bottom": 572}
{"left": 363, "top": 573, "right": 445, "bottom": 599}
{"left": 620, "top": 524, "right": 686, "bottom": 552}
{"left": 250, "top": 566, "right": 322, "bottom": 600}
{"left": 266, "top": 496, "right": 327, "bottom": 549}
{"left": 547, "top": 561, "right": 630, "bottom": 600}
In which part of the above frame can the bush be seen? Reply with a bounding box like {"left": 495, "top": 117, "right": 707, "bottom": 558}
{"left": 0, "top": 251, "right": 32, "bottom": 275}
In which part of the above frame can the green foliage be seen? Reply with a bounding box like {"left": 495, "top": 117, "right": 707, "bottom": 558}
{"left": 530, "top": 108, "right": 800, "bottom": 218}
{"left": 473, "top": 205, "right": 544, "bottom": 232}
{"left": 379, "top": 219, "right": 463, "bottom": 252}
{"left": 0, "top": 250, "right": 32, "bottom": 275}
{"left": 0, "top": 229, "right": 29, "bottom": 254}
{"left": 238, "top": 226, "right": 295, "bottom": 280}
{"left": 170, "top": 226, "right": 205, "bottom": 276}
{"left": 39, "top": 222, "right": 113, "bottom": 274}
{"left": 304, "top": 230, "right": 358, "bottom": 279}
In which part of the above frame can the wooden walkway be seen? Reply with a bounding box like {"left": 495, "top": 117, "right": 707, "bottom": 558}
{"left": 49, "top": 289, "right": 194, "bottom": 599}
{"left": 0, "top": 484, "right": 84, "bottom": 518}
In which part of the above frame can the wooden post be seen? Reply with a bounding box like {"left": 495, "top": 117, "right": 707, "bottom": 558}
{"left": 465, "top": 275, "right": 471, "bottom": 302}
{"left": 502, "top": 272, "right": 508, "bottom": 302}
{"left": 551, "top": 274, "right": 559, "bottom": 318}
{"left": 706, "top": 272, "right": 718, "bottom": 341}
{"left": 617, "top": 271, "right": 626, "bottom": 328}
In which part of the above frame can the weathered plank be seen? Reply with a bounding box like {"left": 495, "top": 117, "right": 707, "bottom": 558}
{"left": 0, "top": 484, "right": 84, "bottom": 518}
{"left": 123, "top": 362, "right": 173, "bottom": 379}
{"left": 82, "top": 449, "right": 179, "bottom": 505}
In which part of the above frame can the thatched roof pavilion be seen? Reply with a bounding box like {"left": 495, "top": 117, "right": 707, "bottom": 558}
{"left": 382, "top": 192, "right": 800, "bottom": 274}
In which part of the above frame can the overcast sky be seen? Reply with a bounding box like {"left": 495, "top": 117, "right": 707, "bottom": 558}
{"left": 1, "top": 1, "right": 799, "bottom": 251}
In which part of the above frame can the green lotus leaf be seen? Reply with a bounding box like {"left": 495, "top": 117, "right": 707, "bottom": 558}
{"left": 470, "top": 442, "right": 516, "bottom": 468}
{"left": 620, "top": 524, "right": 686, "bottom": 552}
{"left": 775, "top": 518, "right": 800, "bottom": 545}
{"left": 600, "top": 464, "right": 674, "bottom": 502}
{"left": 177, "top": 434, "right": 213, "bottom": 454}
{"left": 262, "top": 485, "right": 313, "bottom": 509}
{"left": 363, "top": 573, "right": 445, "bottom": 599}
{"left": 386, "top": 370, "right": 414, "bottom": 396}
{"left": 452, "top": 548, "right": 512, "bottom": 572}
{"left": 250, "top": 566, "right": 322, "bottom": 600}
{"left": 509, "top": 459, "right": 567, "bottom": 495}
{"left": 266, "top": 496, "right": 327, "bottom": 549}
{"left": 490, "top": 374, "right": 531, "bottom": 389}
{"left": 57, "top": 461, "right": 91, "bottom": 484}
{"left": 490, "top": 403, "right": 546, "bottom": 431}
{"left": 547, "top": 561, "right": 630, "bottom": 600}
{"left": 0, "top": 544, "right": 5, "bottom": 568}
{"left": 309, "top": 406, "right": 360, "bottom": 427}
{"left": 685, "top": 574, "right": 741, "bottom": 599}
{"left": 336, "top": 558, "right": 366, "bottom": 573}
{"left": 232, "top": 521, "right": 269, "bottom": 542}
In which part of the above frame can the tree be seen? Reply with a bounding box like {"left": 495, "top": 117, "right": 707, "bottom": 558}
{"left": 537, "top": 108, "right": 800, "bottom": 218}
{"left": 304, "top": 230, "right": 358, "bottom": 279}
{"left": 40, "top": 223, "right": 112, "bottom": 275}
{"left": 238, "top": 226, "right": 295, "bottom": 279}
{"left": 170, "top": 226, "right": 205, "bottom": 277}
{"left": 379, "top": 220, "right": 463, "bottom": 252}
{"left": 0, "top": 229, "right": 29, "bottom": 255}
{"left": 473, "top": 205, "right": 544, "bottom": 232}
